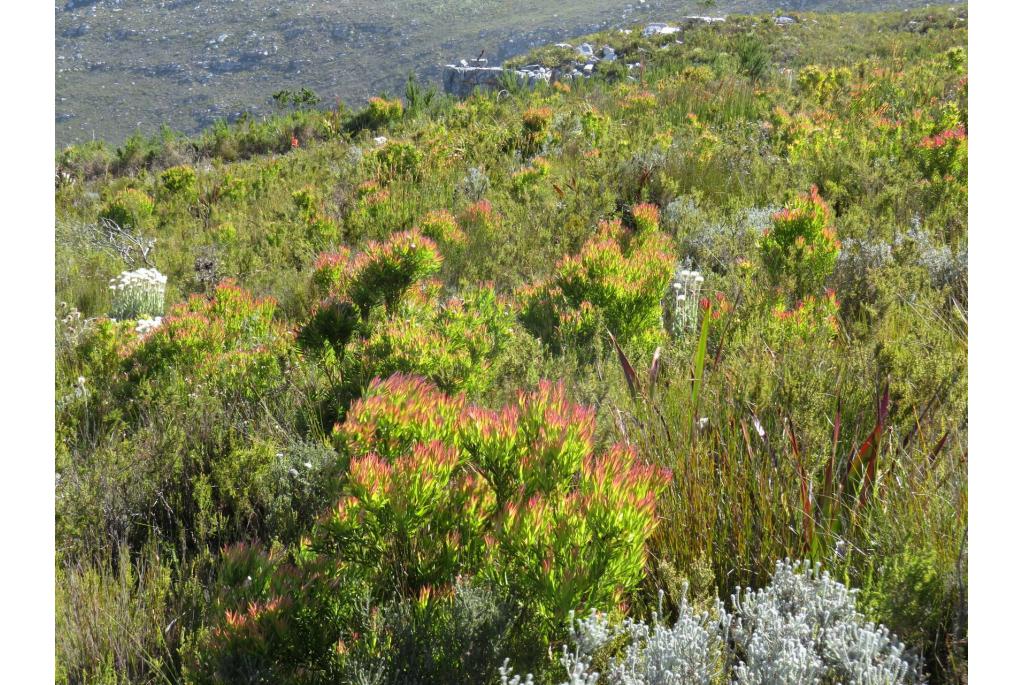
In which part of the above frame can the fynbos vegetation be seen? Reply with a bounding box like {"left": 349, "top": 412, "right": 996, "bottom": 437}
{"left": 56, "top": 5, "right": 967, "bottom": 684}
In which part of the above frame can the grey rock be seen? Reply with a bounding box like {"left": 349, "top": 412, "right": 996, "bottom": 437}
{"left": 442, "top": 61, "right": 551, "bottom": 98}
{"left": 600, "top": 45, "right": 617, "bottom": 61}
{"left": 642, "top": 23, "right": 681, "bottom": 37}
{"left": 775, "top": 16, "right": 796, "bottom": 25}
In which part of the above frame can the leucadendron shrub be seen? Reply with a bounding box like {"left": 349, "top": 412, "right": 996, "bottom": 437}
{"left": 300, "top": 231, "right": 520, "bottom": 402}
{"left": 346, "top": 281, "right": 517, "bottom": 396}
{"left": 193, "top": 374, "right": 670, "bottom": 680}
{"left": 128, "top": 279, "right": 294, "bottom": 398}
{"left": 519, "top": 218, "right": 675, "bottom": 355}
{"left": 759, "top": 185, "right": 841, "bottom": 299}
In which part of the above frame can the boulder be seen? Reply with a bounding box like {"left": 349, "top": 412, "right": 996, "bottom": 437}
{"left": 576, "top": 42, "right": 594, "bottom": 57}
{"left": 642, "top": 23, "right": 681, "bottom": 37}
{"left": 775, "top": 16, "right": 796, "bottom": 26}
{"left": 680, "top": 16, "right": 726, "bottom": 26}
{"left": 600, "top": 45, "right": 617, "bottom": 61}
{"left": 442, "top": 62, "right": 551, "bottom": 98}
{"left": 442, "top": 64, "right": 505, "bottom": 98}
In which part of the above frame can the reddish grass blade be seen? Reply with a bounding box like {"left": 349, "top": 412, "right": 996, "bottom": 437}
{"left": 852, "top": 384, "right": 890, "bottom": 512}
{"left": 609, "top": 331, "right": 637, "bottom": 400}
{"left": 648, "top": 346, "right": 662, "bottom": 402}
{"left": 929, "top": 430, "right": 950, "bottom": 467}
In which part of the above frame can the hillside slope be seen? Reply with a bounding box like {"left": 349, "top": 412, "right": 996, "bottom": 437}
{"left": 57, "top": 0, "right": 938, "bottom": 147}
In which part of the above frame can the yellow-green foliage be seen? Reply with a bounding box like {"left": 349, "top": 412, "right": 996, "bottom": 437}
{"left": 99, "top": 188, "right": 155, "bottom": 229}
{"left": 193, "top": 374, "right": 669, "bottom": 680}
{"left": 519, "top": 219, "right": 675, "bottom": 353}
{"left": 759, "top": 186, "right": 841, "bottom": 298}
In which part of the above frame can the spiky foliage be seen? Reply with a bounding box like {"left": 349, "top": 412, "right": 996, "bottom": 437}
{"left": 125, "top": 280, "right": 291, "bottom": 398}
{"left": 520, "top": 219, "right": 675, "bottom": 353}
{"left": 196, "top": 374, "right": 669, "bottom": 677}
{"left": 759, "top": 186, "right": 841, "bottom": 298}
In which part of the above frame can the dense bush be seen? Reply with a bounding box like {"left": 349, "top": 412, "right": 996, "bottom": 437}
{"left": 193, "top": 374, "right": 670, "bottom": 679}
{"left": 759, "top": 186, "right": 840, "bottom": 299}
{"left": 519, "top": 219, "right": 675, "bottom": 354}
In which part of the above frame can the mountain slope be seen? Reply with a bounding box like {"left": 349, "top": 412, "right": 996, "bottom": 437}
{"left": 57, "top": 0, "right": 938, "bottom": 147}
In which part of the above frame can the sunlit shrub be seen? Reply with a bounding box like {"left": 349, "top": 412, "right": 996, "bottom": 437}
{"left": 366, "top": 96, "right": 404, "bottom": 128}
{"left": 759, "top": 186, "right": 840, "bottom": 298}
{"left": 332, "top": 375, "right": 670, "bottom": 617}
{"left": 417, "top": 209, "right": 467, "bottom": 248}
{"left": 765, "top": 290, "right": 841, "bottom": 347}
{"left": 519, "top": 219, "right": 675, "bottom": 353}
{"left": 347, "top": 230, "right": 442, "bottom": 314}
{"left": 511, "top": 157, "right": 551, "bottom": 197}
{"left": 371, "top": 140, "right": 424, "bottom": 181}
{"left": 347, "top": 283, "right": 516, "bottom": 395}
{"left": 128, "top": 280, "right": 292, "bottom": 397}
{"left": 160, "top": 164, "right": 198, "bottom": 198}
{"left": 630, "top": 202, "right": 660, "bottom": 234}
{"left": 198, "top": 375, "right": 669, "bottom": 675}
{"left": 99, "top": 188, "right": 154, "bottom": 229}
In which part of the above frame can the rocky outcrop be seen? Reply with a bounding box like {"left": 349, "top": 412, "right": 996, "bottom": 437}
{"left": 442, "top": 16, "right": 726, "bottom": 98}
{"left": 442, "top": 60, "right": 552, "bottom": 97}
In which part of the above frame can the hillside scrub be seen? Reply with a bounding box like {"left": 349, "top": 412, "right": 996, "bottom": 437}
{"left": 56, "top": 5, "right": 967, "bottom": 684}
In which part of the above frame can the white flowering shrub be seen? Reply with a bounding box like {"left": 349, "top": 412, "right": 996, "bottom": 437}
{"left": 109, "top": 268, "right": 167, "bottom": 320}
{"left": 502, "top": 560, "right": 922, "bottom": 685}
{"left": 664, "top": 266, "right": 704, "bottom": 338}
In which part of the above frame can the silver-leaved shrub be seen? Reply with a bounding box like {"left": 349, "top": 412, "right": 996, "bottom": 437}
{"left": 506, "top": 559, "right": 923, "bottom": 685}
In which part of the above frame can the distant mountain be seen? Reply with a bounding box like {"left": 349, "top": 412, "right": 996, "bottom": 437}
{"left": 55, "top": 0, "right": 941, "bottom": 147}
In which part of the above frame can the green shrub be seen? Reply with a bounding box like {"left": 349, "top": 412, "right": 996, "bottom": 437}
{"left": 759, "top": 185, "right": 840, "bottom": 298}
{"left": 371, "top": 140, "right": 424, "bottom": 181}
{"left": 347, "top": 230, "right": 442, "bottom": 315}
{"left": 128, "top": 280, "right": 291, "bottom": 393}
{"left": 519, "top": 219, "right": 675, "bottom": 354}
{"left": 196, "top": 375, "right": 670, "bottom": 676}
{"left": 160, "top": 164, "right": 198, "bottom": 198}
{"left": 417, "top": 209, "right": 467, "bottom": 250}
{"left": 365, "top": 96, "right": 404, "bottom": 128}
{"left": 99, "top": 188, "right": 155, "bottom": 230}
{"left": 347, "top": 282, "right": 516, "bottom": 396}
